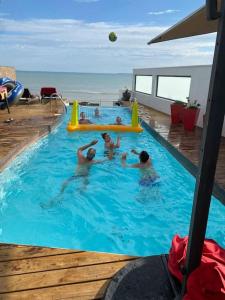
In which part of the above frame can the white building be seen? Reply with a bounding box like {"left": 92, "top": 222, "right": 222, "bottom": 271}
{"left": 132, "top": 65, "right": 225, "bottom": 136}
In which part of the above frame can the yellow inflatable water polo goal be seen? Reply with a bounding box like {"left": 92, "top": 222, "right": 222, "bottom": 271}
{"left": 67, "top": 101, "right": 143, "bottom": 133}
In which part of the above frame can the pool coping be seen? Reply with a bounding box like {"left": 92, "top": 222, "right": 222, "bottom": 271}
{"left": 142, "top": 120, "right": 225, "bottom": 205}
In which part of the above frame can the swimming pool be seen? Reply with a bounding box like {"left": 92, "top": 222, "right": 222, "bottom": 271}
{"left": 0, "top": 107, "right": 224, "bottom": 256}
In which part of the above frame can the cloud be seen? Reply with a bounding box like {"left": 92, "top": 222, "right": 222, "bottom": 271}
{"left": 73, "top": 0, "right": 99, "bottom": 3}
{"left": 0, "top": 17, "right": 215, "bottom": 73}
{"left": 148, "top": 9, "right": 180, "bottom": 16}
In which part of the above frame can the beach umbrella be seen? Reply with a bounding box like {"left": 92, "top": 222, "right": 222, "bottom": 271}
{"left": 148, "top": 0, "right": 221, "bottom": 44}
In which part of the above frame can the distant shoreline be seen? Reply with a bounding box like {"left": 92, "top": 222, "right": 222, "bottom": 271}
{"left": 17, "top": 70, "right": 132, "bottom": 75}
{"left": 16, "top": 71, "right": 132, "bottom": 101}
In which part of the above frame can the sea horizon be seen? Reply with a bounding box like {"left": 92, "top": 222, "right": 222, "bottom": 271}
{"left": 17, "top": 69, "right": 132, "bottom": 75}
{"left": 16, "top": 70, "right": 132, "bottom": 102}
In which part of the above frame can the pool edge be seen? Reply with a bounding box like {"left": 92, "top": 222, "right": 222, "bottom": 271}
{"left": 142, "top": 120, "right": 225, "bottom": 205}
{"left": 0, "top": 114, "right": 64, "bottom": 172}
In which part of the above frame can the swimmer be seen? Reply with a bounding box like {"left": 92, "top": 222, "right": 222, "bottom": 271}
{"left": 77, "top": 139, "right": 98, "bottom": 165}
{"left": 61, "top": 140, "right": 107, "bottom": 193}
{"left": 94, "top": 108, "right": 100, "bottom": 117}
{"left": 121, "top": 150, "right": 159, "bottom": 186}
{"left": 101, "top": 132, "right": 120, "bottom": 150}
{"left": 41, "top": 140, "right": 107, "bottom": 208}
{"left": 101, "top": 132, "right": 121, "bottom": 159}
{"left": 79, "top": 112, "right": 92, "bottom": 124}
{"left": 121, "top": 150, "right": 151, "bottom": 169}
{"left": 114, "top": 116, "right": 123, "bottom": 125}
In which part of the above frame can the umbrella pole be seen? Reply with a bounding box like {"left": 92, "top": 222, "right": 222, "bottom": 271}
{"left": 181, "top": 0, "right": 225, "bottom": 296}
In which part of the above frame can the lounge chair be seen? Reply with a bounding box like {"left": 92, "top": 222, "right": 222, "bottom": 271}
{"left": 19, "top": 88, "right": 40, "bottom": 105}
{"left": 40, "top": 87, "right": 61, "bottom": 104}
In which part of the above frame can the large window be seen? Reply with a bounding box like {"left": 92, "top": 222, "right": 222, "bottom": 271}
{"left": 135, "top": 75, "right": 152, "bottom": 94}
{"left": 157, "top": 76, "right": 191, "bottom": 103}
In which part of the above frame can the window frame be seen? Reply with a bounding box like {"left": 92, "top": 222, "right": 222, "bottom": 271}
{"left": 156, "top": 75, "right": 191, "bottom": 103}
{"left": 135, "top": 75, "right": 153, "bottom": 95}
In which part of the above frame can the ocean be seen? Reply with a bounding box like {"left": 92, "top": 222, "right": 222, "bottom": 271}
{"left": 16, "top": 71, "right": 132, "bottom": 103}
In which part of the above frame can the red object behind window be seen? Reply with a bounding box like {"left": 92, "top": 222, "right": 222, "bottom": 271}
{"left": 168, "top": 235, "right": 225, "bottom": 300}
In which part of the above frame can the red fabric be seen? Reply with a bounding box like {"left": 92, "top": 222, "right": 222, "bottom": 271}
{"left": 168, "top": 235, "right": 225, "bottom": 300}
{"left": 40, "top": 87, "right": 57, "bottom": 97}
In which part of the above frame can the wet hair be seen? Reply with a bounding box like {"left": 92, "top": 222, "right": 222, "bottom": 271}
{"left": 139, "top": 151, "right": 149, "bottom": 163}
{"left": 87, "top": 148, "right": 96, "bottom": 160}
{"left": 101, "top": 132, "right": 107, "bottom": 140}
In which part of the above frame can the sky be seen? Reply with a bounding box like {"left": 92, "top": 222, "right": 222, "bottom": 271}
{"left": 0, "top": 0, "right": 216, "bottom": 73}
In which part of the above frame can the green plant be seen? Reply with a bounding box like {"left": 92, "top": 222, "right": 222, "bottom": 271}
{"left": 186, "top": 99, "right": 200, "bottom": 109}
{"left": 174, "top": 100, "right": 186, "bottom": 105}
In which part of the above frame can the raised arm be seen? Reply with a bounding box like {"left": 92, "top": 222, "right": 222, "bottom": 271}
{"left": 121, "top": 152, "right": 140, "bottom": 168}
{"left": 121, "top": 152, "right": 127, "bottom": 167}
{"left": 77, "top": 140, "right": 98, "bottom": 157}
{"left": 131, "top": 149, "right": 139, "bottom": 155}
{"left": 115, "top": 136, "right": 121, "bottom": 148}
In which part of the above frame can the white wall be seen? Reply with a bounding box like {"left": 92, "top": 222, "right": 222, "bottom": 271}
{"left": 132, "top": 65, "right": 225, "bottom": 136}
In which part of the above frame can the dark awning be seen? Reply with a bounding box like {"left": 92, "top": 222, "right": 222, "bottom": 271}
{"left": 148, "top": 2, "right": 221, "bottom": 44}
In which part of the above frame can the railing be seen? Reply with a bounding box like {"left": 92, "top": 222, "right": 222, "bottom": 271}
{"left": 47, "top": 93, "right": 68, "bottom": 114}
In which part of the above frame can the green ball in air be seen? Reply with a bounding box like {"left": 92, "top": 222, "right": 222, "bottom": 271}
{"left": 109, "top": 32, "right": 117, "bottom": 42}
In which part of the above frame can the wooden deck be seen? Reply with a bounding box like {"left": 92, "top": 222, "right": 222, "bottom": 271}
{"left": 0, "top": 243, "right": 135, "bottom": 299}
{"left": 138, "top": 104, "right": 225, "bottom": 197}
{"left": 0, "top": 100, "right": 64, "bottom": 171}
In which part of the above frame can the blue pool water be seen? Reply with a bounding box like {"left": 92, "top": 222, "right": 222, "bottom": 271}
{"left": 0, "top": 107, "right": 224, "bottom": 256}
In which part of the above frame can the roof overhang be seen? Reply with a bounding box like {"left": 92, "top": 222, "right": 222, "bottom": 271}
{"left": 148, "top": 1, "right": 221, "bottom": 44}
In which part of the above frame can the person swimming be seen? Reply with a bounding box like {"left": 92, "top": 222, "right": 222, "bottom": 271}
{"left": 121, "top": 149, "right": 159, "bottom": 186}
{"left": 101, "top": 132, "right": 121, "bottom": 159}
{"left": 101, "top": 133, "right": 120, "bottom": 150}
{"left": 79, "top": 112, "right": 92, "bottom": 124}
{"left": 94, "top": 108, "right": 100, "bottom": 117}
{"left": 60, "top": 139, "right": 109, "bottom": 193}
{"left": 114, "top": 116, "right": 123, "bottom": 125}
{"left": 40, "top": 140, "right": 108, "bottom": 209}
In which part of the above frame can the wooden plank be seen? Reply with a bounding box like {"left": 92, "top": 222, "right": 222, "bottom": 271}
{"left": 0, "top": 244, "right": 80, "bottom": 262}
{"left": 0, "top": 251, "right": 135, "bottom": 276}
{"left": 0, "top": 102, "right": 64, "bottom": 170}
{"left": 0, "top": 260, "right": 132, "bottom": 293}
{"left": 0, "top": 279, "right": 107, "bottom": 300}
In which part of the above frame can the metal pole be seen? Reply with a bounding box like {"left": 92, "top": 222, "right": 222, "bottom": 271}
{"left": 181, "top": 0, "right": 225, "bottom": 296}
{"left": 5, "top": 98, "right": 10, "bottom": 114}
